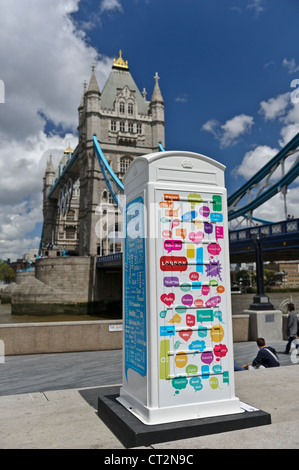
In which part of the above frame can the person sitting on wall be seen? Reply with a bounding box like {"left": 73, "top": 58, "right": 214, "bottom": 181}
{"left": 242, "top": 338, "right": 280, "bottom": 369}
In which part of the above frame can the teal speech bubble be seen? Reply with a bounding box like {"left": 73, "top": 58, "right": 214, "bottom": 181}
{"left": 197, "top": 309, "right": 214, "bottom": 323}
{"left": 172, "top": 376, "right": 188, "bottom": 394}
{"left": 189, "top": 376, "right": 203, "bottom": 392}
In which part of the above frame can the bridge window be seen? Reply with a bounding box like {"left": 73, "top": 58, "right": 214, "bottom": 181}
{"left": 128, "top": 122, "right": 133, "bottom": 133}
{"left": 119, "top": 102, "right": 125, "bottom": 114}
{"left": 66, "top": 210, "right": 75, "bottom": 221}
{"left": 137, "top": 123, "right": 142, "bottom": 134}
{"left": 110, "top": 120, "right": 116, "bottom": 131}
{"left": 120, "top": 157, "right": 132, "bottom": 173}
{"left": 128, "top": 103, "right": 133, "bottom": 114}
{"left": 120, "top": 121, "right": 125, "bottom": 132}
{"left": 65, "top": 227, "right": 76, "bottom": 239}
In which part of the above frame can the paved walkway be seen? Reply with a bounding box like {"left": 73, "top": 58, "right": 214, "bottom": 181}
{"left": 0, "top": 341, "right": 298, "bottom": 449}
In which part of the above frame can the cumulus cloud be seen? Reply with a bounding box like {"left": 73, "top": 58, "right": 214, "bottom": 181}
{"left": 259, "top": 93, "right": 290, "bottom": 121}
{"left": 100, "top": 0, "right": 123, "bottom": 13}
{"left": 233, "top": 145, "right": 278, "bottom": 179}
{"left": 202, "top": 114, "right": 254, "bottom": 148}
{"left": 282, "top": 58, "right": 299, "bottom": 74}
{"left": 0, "top": 0, "right": 113, "bottom": 260}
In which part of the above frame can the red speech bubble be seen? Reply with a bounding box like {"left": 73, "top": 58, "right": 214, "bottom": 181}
{"left": 179, "top": 329, "right": 193, "bottom": 342}
{"left": 161, "top": 293, "right": 175, "bottom": 307}
{"left": 160, "top": 256, "right": 188, "bottom": 272}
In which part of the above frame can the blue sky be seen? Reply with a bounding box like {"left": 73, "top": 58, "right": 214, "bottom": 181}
{"left": 0, "top": 0, "right": 298, "bottom": 260}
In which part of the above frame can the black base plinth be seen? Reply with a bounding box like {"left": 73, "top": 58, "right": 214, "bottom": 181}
{"left": 249, "top": 295, "right": 274, "bottom": 311}
{"left": 97, "top": 386, "right": 271, "bottom": 448}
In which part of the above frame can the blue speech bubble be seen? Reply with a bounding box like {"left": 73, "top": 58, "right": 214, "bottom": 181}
{"left": 188, "top": 340, "right": 205, "bottom": 352}
{"left": 189, "top": 376, "right": 203, "bottom": 392}
{"left": 160, "top": 326, "right": 175, "bottom": 337}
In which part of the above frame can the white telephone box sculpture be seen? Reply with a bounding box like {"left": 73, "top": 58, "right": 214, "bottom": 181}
{"left": 117, "top": 150, "right": 242, "bottom": 425}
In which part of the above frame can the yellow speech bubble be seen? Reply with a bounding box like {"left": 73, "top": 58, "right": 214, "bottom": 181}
{"left": 168, "top": 313, "right": 182, "bottom": 324}
{"left": 175, "top": 352, "right": 188, "bottom": 368}
{"left": 210, "top": 325, "right": 224, "bottom": 342}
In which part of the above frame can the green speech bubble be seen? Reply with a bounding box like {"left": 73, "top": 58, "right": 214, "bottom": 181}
{"left": 197, "top": 309, "right": 214, "bottom": 323}
{"left": 186, "top": 364, "right": 198, "bottom": 375}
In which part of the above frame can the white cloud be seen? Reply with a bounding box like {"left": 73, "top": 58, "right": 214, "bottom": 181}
{"left": 202, "top": 114, "right": 254, "bottom": 148}
{"left": 233, "top": 145, "right": 278, "bottom": 179}
{"left": 246, "top": 0, "right": 265, "bottom": 15}
{"left": 282, "top": 58, "right": 299, "bottom": 74}
{"left": 100, "top": 0, "right": 123, "bottom": 13}
{"left": 259, "top": 93, "right": 290, "bottom": 121}
{"left": 0, "top": 0, "right": 113, "bottom": 260}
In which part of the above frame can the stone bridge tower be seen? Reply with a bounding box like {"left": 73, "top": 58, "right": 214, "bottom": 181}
{"left": 77, "top": 51, "right": 165, "bottom": 256}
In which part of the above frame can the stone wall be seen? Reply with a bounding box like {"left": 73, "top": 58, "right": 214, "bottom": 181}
{"left": 0, "top": 320, "right": 123, "bottom": 355}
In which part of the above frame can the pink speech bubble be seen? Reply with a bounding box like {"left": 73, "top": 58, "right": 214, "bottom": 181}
{"left": 172, "top": 219, "right": 180, "bottom": 228}
{"left": 201, "top": 285, "right": 210, "bottom": 296}
{"left": 215, "top": 226, "right": 224, "bottom": 241}
{"left": 205, "top": 295, "right": 221, "bottom": 307}
{"left": 164, "top": 239, "right": 182, "bottom": 254}
{"left": 207, "top": 243, "right": 221, "bottom": 256}
{"left": 189, "top": 231, "right": 204, "bottom": 245}
{"left": 201, "top": 351, "right": 214, "bottom": 365}
{"left": 186, "top": 314, "right": 195, "bottom": 327}
{"left": 162, "top": 230, "right": 172, "bottom": 238}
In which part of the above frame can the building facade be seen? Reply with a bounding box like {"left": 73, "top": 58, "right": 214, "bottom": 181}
{"left": 42, "top": 51, "right": 165, "bottom": 257}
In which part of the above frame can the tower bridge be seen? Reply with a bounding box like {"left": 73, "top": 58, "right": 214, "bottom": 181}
{"left": 17, "top": 50, "right": 297, "bottom": 316}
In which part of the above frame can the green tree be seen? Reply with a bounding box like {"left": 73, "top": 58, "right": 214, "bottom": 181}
{"left": 0, "top": 261, "right": 15, "bottom": 283}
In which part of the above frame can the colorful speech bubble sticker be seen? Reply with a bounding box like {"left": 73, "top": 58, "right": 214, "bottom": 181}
{"left": 210, "top": 325, "right": 225, "bottom": 343}
{"left": 199, "top": 205, "right": 210, "bottom": 218}
{"left": 209, "top": 377, "right": 221, "bottom": 390}
{"left": 188, "top": 193, "right": 203, "bottom": 209}
{"left": 194, "top": 298, "right": 204, "bottom": 308}
{"left": 179, "top": 329, "right": 193, "bottom": 342}
{"left": 189, "top": 272, "right": 199, "bottom": 281}
{"left": 212, "top": 195, "right": 222, "bottom": 211}
{"left": 181, "top": 294, "right": 193, "bottom": 307}
{"left": 223, "top": 371, "right": 229, "bottom": 385}
{"left": 180, "top": 282, "right": 191, "bottom": 292}
{"left": 160, "top": 326, "right": 175, "bottom": 337}
{"left": 189, "top": 231, "right": 204, "bottom": 245}
{"left": 201, "top": 351, "right": 214, "bottom": 365}
{"left": 193, "top": 219, "right": 204, "bottom": 230}
{"left": 168, "top": 313, "right": 182, "bottom": 324}
{"left": 160, "top": 256, "right": 188, "bottom": 272}
{"left": 175, "top": 352, "right": 188, "bottom": 368}
{"left": 205, "top": 261, "right": 223, "bottom": 280}
{"left": 159, "top": 309, "right": 167, "bottom": 319}
{"left": 201, "top": 285, "right": 210, "bottom": 296}
{"left": 186, "top": 364, "right": 198, "bottom": 375}
{"left": 215, "top": 226, "right": 224, "bottom": 241}
{"left": 207, "top": 243, "right": 221, "bottom": 256}
{"left": 172, "top": 376, "right": 188, "bottom": 394}
{"left": 204, "top": 222, "right": 213, "bottom": 234}
{"left": 189, "top": 376, "right": 203, "bottom": 391}
{"left": 164, "top": 239, "right": 182, "bottom": 254}
{"left": 164, "top": 193, "right": 180, "bottom": 202}
{"left": 197, "top": 326, "right": 208, "bottom": 338}
{"left": 188, "top": 340, "right": 205, "bottom": 352}
{"left": 162, "top": 229, "right": 172, "bottom": 238}
{"left": 201, "top": 365, "right": 210, "bottom": 379}
{"left": 214, "top": 310, "right": 224, "bottom": 323}
{"left": 197, "top": 309, "right": 213, "bottom": 323}
{"left": 161, "top": 293, "right": 175, "bottom": 307}
{"left": 175, "top": 228, "right": 187, "bottom": 240}
{"left": 164, "top": 276, "right": 180, "bottom": 287}
{"left": 186, "top": 314, "right": 196, "bottom": 327}
{"left": 182, "top": 210, "right": 197, "bottom": 221}
{"left": 213, "top": 343, "right": 228, "bottom": 360}
{"left": 216, "top": 285, "right": 225, "bottom": 293}
{"left": 205, "top": 295, "right": 221, "bottom": 307}
{"left": 175, "top": 305, "right": 187, "bottom": 314}
{"left": 212, "top": 364, "right": 222, "bottom": 374}
{"left": 210, "top": 212, "right": 223, "bottom": 223}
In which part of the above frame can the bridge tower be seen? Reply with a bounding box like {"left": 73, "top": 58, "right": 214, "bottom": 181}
{"left": 77, "top": 51, "right": 165, "bottom": 256}
{"left": 42, "top": 155, "right": 57, "bottom": 247}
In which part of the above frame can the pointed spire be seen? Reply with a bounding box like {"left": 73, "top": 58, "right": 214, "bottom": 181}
{"left": 151, "top": 72, "right": 164, "bottom": 103}
{"left": 87, "top": 62, "right": 100, "bottom": 93}
{"left": 45, "top": 154, "right": 54, "bottom": 175}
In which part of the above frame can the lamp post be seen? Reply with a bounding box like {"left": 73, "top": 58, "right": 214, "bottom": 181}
{"left": 249, "top": 234, "right": 274, "bottom": 310}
